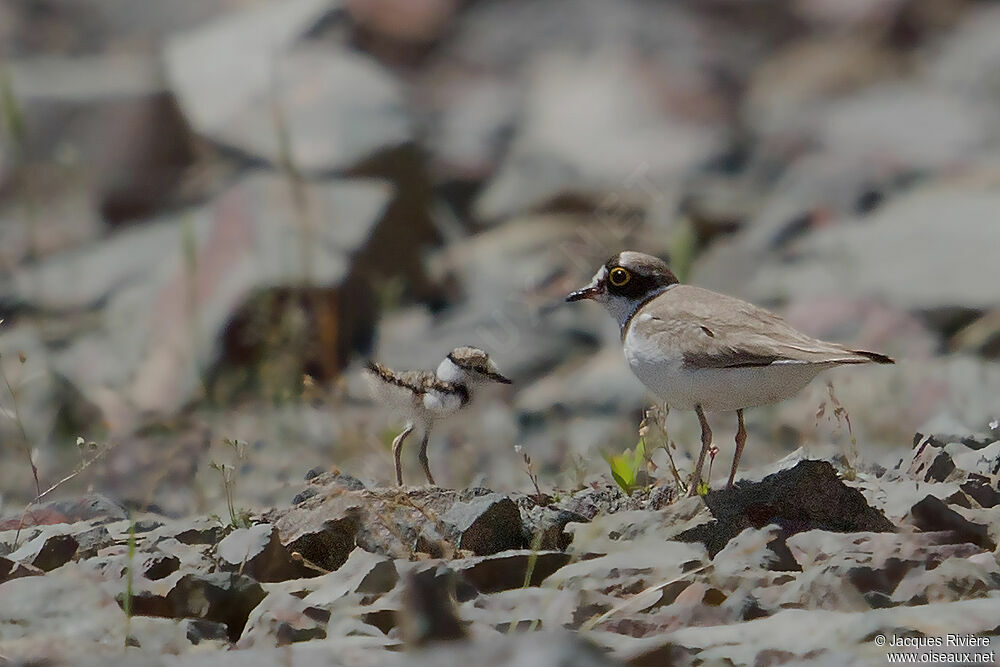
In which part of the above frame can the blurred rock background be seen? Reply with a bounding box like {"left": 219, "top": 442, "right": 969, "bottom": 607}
{"left": 1, "top": 0, "right": 999, "bottom": 518}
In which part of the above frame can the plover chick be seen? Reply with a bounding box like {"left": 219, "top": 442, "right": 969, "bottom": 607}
{"left": 566, "top": 251, "right": 894, "bottom": 494}
{"left": 366, "top": 346, "right": 511, "bottom": 486}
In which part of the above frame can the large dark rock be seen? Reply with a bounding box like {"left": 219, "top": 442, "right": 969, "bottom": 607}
{"left": 441, "top": 493, "right": 527, "bottom": 556}
{"left": 680, "top": 460, "right": 895, "bottom": 556}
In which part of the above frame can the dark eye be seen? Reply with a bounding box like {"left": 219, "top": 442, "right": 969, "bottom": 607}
{"left": 609, "top": 267, "right": 630, "bottom": 286}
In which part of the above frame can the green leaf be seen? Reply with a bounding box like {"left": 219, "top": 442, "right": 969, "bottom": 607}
{"left": 632, "top": 439, "right": 647, "bottom": 472}
{"left": 610, "top": 469, "right": 630, "bottom": 493}
{"left": 605, "top": 448, "right": 639, "bottom": 494}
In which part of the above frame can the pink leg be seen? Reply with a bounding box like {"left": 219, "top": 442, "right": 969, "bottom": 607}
{"left": 687, "top": 405, "right": 712, "bottom": 496}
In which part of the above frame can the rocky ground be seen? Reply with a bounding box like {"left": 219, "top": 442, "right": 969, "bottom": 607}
{"left": 2, "top": 426, "right": 999, "bottom": 665}
{"left": 3, "top": 0, "right": 1000, "bottom": 663}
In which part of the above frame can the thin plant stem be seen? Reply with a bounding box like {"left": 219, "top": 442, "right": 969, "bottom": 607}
{"left": 15, "top": 444, "right": 108, "bottom": 545}
{"left": 123, "top": 516, "right": 136, "bottom": 648}
{"left": 0, "top": 361, "right": 40, "bottom": 497}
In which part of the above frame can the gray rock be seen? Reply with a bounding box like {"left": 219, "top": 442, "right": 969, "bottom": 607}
{"left": 908, "top": 436, "right": 960, "bottom": 483}
{"left": 441, "top": 494, "right": 526, "bottom": 556}
{"left": 745, "top": 36, "right": 902, "bottom": 137}
{"left": 474, "top": 50, "right": 719, "bottom": 222}
{"left": 0, "top": 555, "right": 43, "bottom": 583}
{"left": 454, "top": 550, "right": 572, "bottom": 594}
{"left": 520, "top": 504, "right": 589, "bottom": 551}
{"left": 273, "top": 494, "right": 361, "bottom": 574}
{"left": 150, "top": 537, "right": 215, "bottom": 572}
{"left": 891, "top": 556, "right": 1000, "bottom": 605}
{"left": 129, "top": 572, "right": 267, "bottom": 642}
{"left": 216, "top": 524, "right": 299, "bottom": 583}
{"left": 815, "top": 85, "right": 993, "bottom": 170}
{"left": 1, "top": 0, "right": 264, "bottom": 57}
{"left": 166, "top": 1, "right": 410, "bottom": 172}
{"left": 785, "top": 530, "right": 986, "bottom": 572}
{"left": 164, "top": 0, "right": 335, "bottom": 128}
{"left": 0, "top": 564, "right": 129, "bottom": 659}
{"left": 949, "top": 441, "right": 1000, "bottom": 478}
{"left": 856, "top": 476, "right": 966, "bottom": 524}
{"left": 716, "top": 187, "right": 1000, "bottom": 317}
{"left": 565, "top": 496, "right": 713, "bottom": 556}
{"left": 140, "top": 552, "right": 181, "bottom": 581}
{"left": 396, "top": 630, "right": 620, "bottom": 667}
{"left": 272, "top": 485, "right": 523, "bottom": 562}
{"left": 951, "top": 506, "right": 1000, "bottom": 550}
{"left": 906, "top": 495, "right": 996, "bottom": 551}
{"left": 7, "top": 532, "right": 79, "bottom": 571}
{"left": 460, "top": 587, "right": 579, "bottom": 634}
{"left": 776, "top": 531, "right": 983, "bottom": 611}
{"left": 543, "top": 541, "right": 705, "bottom": 599}
{"left": 127, "top": 616, "right": 229, "bottom": 654}
{"left": 11, "top": 494, "right": 129, "bottom": 528}
{"left": 3, "top": 53, "right": 199, "bottom": 225}
{"left": 184, "top": 618, "right": 230, "bottom": 645}
{"left": 238, "top": 592, "right": 329, "bottom": 647}
{"left": 615, "top": 598, "right": 1000, "bottom": 664}
{"left": 927, "top": 4, "right": 1000, "bottom": 103}
{"left": 2, "top": 514, "right": 121, "bottom": 565}
{"left": 73, "top": 524, "right": 115, "bottom": 559}
{"left": 171, "top": 519, "right": 225, "bottom": 546}
{"left": 961, "top": 475, "right": 1000, "bottom": 508}
{"left": 423, "top": 76, "right": 519, "bottom": 181}
{"left": 712, "top": 526, "right": 801, "bottom": 579}
{"left": 301, "top": 548, "right": 399, "bottom": 607}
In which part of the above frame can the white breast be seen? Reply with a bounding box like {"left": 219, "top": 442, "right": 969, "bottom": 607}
{"left": 422, "top": 389, "right": 465, "bottom": 416}
{"left": 623, "top": 319, "right": 827, "bottom": 412}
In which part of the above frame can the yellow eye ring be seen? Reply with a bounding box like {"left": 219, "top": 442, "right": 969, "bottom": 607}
{"left": 609, "top": 267, "right": 631, "bottom": 286}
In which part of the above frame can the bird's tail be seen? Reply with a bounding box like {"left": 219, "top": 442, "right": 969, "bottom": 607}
{"left": 851, "top": 349, "right": 895, "bottom": 364}
{"left": 365, "top": 360, "right": 393, "bottom": 380}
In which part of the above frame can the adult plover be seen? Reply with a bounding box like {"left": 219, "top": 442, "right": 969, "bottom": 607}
{"left": 566, "top": 251, "right": 894, "bottom": 494}
{"left": 366, "top": 347, "right": 511, "bottom": 486}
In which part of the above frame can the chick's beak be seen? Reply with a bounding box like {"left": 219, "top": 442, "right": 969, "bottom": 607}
{"left": 484, "top": 362, "right": 513, "bottom": 384}
{"left": 488, "top": 371, "right": 513, "bottom": 384}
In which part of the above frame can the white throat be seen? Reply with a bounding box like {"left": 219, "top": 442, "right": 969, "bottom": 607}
{"left": 435, "top": 357, "right": 464, "bottom": 384}
{"left": 604, "top": 284, "right": 675, "bottom": 331}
